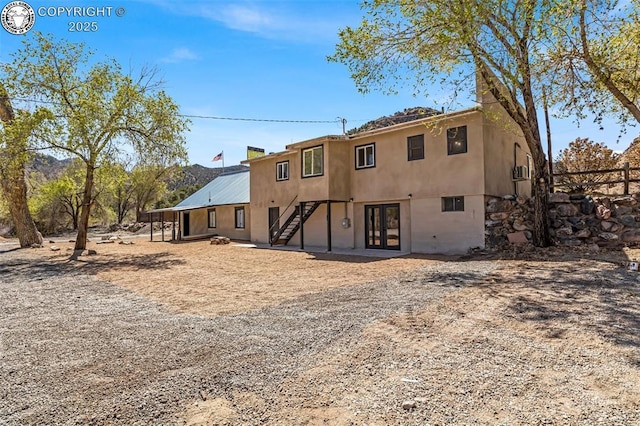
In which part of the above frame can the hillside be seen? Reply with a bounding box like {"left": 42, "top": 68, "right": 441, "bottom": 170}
{"left": 169, "top": 164, "right": 248, "bottom": 190}
{"left": 27, "top": 154, "right": 247, "bottom": 191}
{"left": 347, "top": 106, "right": 442, "bottom": 135}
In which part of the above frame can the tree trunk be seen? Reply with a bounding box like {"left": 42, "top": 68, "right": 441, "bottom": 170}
{"left": 0, "top": 85, "right": 43, "bottom": 248}
{"left": 0, "top": 174, "right": 43, "bottom": 248}
{"left": 531, "top": 157, "right": 552, "bottom": 247}
{"left": 73, "top": 164, "right": 95, "bottom": 251}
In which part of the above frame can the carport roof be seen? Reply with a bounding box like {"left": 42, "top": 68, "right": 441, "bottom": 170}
{"left": 146, "top": 168, "right": 249, "bottom": 214}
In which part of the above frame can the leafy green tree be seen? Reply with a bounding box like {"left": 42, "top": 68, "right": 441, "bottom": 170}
{"left": 30, "top": 159, "right": 115, "bottom": 233}
{"left": 131, "top": 164, "right": 179, "bottom": 222}
{"left": 554, "top": 138, "right": 620, "bottom": 193}
{"left": 0, "top": 84, "right": 46, "bottom": 247}
{"left": 549, "top": 0, "right": 640, "bottom": 126}
{"left": 330, "top": 0, "right": 553, "bottom": 246}
{"left": 2, "top": 32, "right": 189, "bottom": 253}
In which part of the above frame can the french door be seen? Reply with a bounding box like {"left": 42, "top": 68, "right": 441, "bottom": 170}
{"left": 365, "top": 204, "right": 400, "bottom": 250}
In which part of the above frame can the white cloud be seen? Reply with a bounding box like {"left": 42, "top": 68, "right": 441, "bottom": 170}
{"left": 161, "top": 47, "right": 199, "bottom": 64}
{"left": 141, "top": 0, "right": 340, "bottom": 44}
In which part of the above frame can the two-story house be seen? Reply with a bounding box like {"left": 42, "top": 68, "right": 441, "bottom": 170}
{"left": 244, "top": 90, "right": 531, "bottom": 255}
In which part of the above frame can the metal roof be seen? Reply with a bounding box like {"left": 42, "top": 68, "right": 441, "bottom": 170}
{"left": 175, "top": 168, "right": 250, "bottom": 209}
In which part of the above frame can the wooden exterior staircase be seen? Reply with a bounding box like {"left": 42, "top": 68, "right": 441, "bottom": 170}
{"left": 270, "top": 201, "right": 323, "bottom": 246}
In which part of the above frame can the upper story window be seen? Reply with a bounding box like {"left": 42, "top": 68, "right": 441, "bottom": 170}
{"left": 442, "top": 196, "right": 465, "bottom": 212}
{"left": 355, "top": 143, "right": 375, "bottom": 169}
{"left": 302, "top": 145, "right": 323, "bottom": 178}
{"left": 208, "top": 208, "right": 216, "bottom": 228}
{"left": 407, "top": 134, "right": 425, "bottom": 161}
{"left": 447, "top": 125, "right": 468, "bottom": 155}
{"left": 276, "top": 161, "right": 289, "bottom": 181}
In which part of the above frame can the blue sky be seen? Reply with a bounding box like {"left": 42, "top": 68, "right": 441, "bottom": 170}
{"left": 0, "top": 0, "right": 634, "bottom": 167}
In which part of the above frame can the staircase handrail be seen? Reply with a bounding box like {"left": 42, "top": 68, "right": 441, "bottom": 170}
{"left": 269, "top": 195, "right": 298, "bottom": 243}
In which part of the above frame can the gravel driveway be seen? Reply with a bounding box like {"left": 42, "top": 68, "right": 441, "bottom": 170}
{"left": 1, "top": 246, "right": 639, "bottom": 425}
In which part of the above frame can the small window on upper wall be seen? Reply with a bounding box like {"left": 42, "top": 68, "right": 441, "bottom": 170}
{"left": 442, "top": 196, "right": 465, "bottom": 212}
{"left": 302, "top": 145, "right": 323, "bottom": 178}
{"left": 407, "top": 134, "right": 424, "bottom": 161}
{"left": 447, "top": 125, "right": 468, "bottom": 155}
{"left": 276, "top": 161, "right": 289, "bottom": 181}
{"left": 355, "top": 143, "right": 375, "bottom": 169}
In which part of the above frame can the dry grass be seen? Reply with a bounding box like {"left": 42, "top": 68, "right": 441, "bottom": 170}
{"left": 34, "top": 238, "right": 445, "bottom": 316}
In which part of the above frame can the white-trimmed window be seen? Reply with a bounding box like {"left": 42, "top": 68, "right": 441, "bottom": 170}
{"left": 302, "top": 145, "right": 323, "bottom": 178}
{"left": 276, "top": 161, "right": 289, "bottom": 181}
{"left": 442, "top": 196, "right": 465, "bottom": 212}
{"left": 235, "top": 206, "right": 245, "bottom": 229}
{"left": 208, "top": 208, "right": 216, "bottom": 228}
{"left": 355, "top": 143, "right": 375, "bottom": 169}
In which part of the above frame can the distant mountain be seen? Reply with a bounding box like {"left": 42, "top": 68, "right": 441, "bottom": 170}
{"left": 28, "top": 154, "right": 73, "bottom": 179}
{"left": 27, "top": 154, "right": 248, "bottom": 192}
{"left": 347, "top": 106, "right": 442, "bottom": 135}
{"left": 169, "top": 164, "right": 248, "bottom": 190}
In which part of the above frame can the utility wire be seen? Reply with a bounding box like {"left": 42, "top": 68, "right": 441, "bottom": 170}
{"left": 181, "top": 114, "right": 339, "bottom": 124}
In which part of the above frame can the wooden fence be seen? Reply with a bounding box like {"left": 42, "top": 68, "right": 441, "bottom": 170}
{"left": 552, "top": 162, "right": 640, "bottom": 195}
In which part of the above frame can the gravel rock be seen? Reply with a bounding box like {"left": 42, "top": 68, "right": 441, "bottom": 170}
{"left": 1, "top": 247, "right": 639, "bottom": 425}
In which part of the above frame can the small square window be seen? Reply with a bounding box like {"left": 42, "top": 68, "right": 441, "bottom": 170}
{"left": 208, "top": 208, "right": 216, "bottom": 228}
{"left": 355, "top": 143, "right": 375, "bottom": 169}
{"left": 235, "top": 207, "right": 245, "bottom": 228}
{"left": 407, "top": 134, "right": 424, "bottom": 161}
{"left": 302, "top": 146, "right": 323, "bottom": 177}
{"left": 447, "top": 126, "right": 468, "bottom": 155}
{"left": 442, "top": 196, "right": 465, "bottom": 212}
{"left": 276, "top": 161, "right": 289, "bottom": 181}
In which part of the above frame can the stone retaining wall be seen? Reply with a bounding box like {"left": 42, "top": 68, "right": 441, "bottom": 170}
{"left": 485, "top": 192, "right": 640, "bottom": 249}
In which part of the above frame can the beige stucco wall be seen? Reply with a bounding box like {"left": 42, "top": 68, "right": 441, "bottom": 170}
{"left": 482, "top": 102, "right": 533, "bottom": 198}
{"left": 349, "top": 112, "right": 486, "bottom": 203}
{"left": 409, "top": 195, "right": 485, "bottom": 254}
{"left": 180, "top": 204, "right": 250, "bottom": 241}
{"left": 250, "top": 201, "right": 354, "bottom": 249}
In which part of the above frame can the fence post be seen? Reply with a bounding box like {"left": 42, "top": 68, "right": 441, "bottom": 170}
{"left": 624, "top": 162, "right": 630, "bottom": 195}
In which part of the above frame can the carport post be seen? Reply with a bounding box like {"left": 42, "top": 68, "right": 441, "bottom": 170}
{"left": 172, "top": 211, "right": 176, "bottom": 241}
{"left": 149, "top": 212, "right": 153, "bottom": 242}
{"left": 161, "top": 211, "right": 165, "bottom": 242}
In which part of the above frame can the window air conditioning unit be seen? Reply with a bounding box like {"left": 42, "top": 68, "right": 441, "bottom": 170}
{"left": 513, "top": 165, "right": 528, "bottom": 180}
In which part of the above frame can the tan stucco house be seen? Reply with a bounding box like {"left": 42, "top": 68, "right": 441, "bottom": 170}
{"left": 242, "top": 92, "right": 532, "bottom": 255}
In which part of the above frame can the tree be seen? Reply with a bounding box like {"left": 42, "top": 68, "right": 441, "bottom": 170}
{"left": 549, "top": 0, "right": 640, "bottom": 126}
{"left": 30, "top": 159, "right": 118, "bottom": 233}
{"left": 0, "top": 84, "right": 45, "bottom": 247}
{"left": 330, "top": 0, "right": 552, "bottom": 246}
{"left": 554, "top": 138, "right": 620, "bottom": 192}
{"left": 2, "top": 32, "right": 189, "bottom": 253}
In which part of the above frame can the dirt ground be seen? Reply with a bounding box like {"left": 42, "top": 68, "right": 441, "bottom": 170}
{"left": 34, "top": 237, "right": 446, "bottom": 316}
{"left": 2, "top": 235, "right": 640, "bottom": 424}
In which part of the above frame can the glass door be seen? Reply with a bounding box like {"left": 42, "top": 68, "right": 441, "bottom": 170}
{"left": 365, "top": 204, "right": 400, "bottom": 250}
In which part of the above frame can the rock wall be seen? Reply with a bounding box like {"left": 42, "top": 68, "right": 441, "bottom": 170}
{"left": 484, "top": 192, "right": 640, "bottom": 249}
